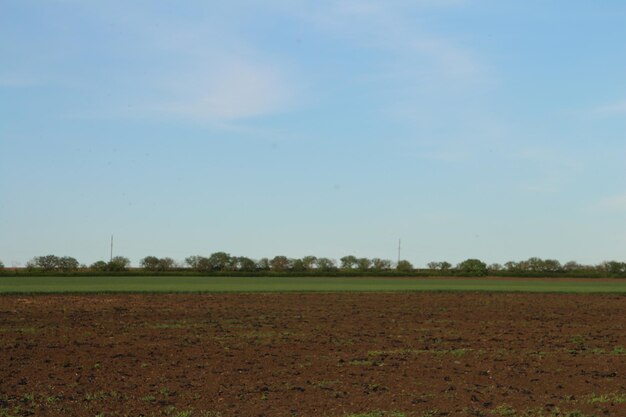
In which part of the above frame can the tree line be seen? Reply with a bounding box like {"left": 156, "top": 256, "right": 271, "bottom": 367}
{"left": 1, "top": 254, "right": 626, "bottom": 277}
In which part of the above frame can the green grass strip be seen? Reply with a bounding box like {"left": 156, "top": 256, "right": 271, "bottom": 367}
{"left": 1, "top": 276, "right": 626, "bottom": 294}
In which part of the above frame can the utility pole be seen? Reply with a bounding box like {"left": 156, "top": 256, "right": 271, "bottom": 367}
{"left": 397, "top": 238, "right": 401, "bottom": 264}
{"left": 110, "top": 235, "right": 114, "bottom": 262}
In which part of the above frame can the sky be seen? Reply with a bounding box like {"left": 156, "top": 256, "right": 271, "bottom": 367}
{"left": 1, "top": 0, "right": 626, "bottom": 267}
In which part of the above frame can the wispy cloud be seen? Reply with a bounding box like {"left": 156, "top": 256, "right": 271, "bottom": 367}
{"left": 296, "top": 0, "right": 484, "bottom": 81}
{"left": 0, "top": 74, "right": 40, "bottom": 87}
{"left": 591, "top": 100, "right": 626, "bottom": 117}
{"left": 152, "top": 59, "right": 295, "bottom": 122}
{"left": 22, "top": 2, "right": 301, "bottom": 126}
{"left": 596, "top": 193, "right": 626, "bottom": 211}
{"left": 7, "top": 0, "right": 486, "bottom": 130}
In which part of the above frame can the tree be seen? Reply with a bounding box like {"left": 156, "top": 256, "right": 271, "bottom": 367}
{"left": 58, "top": 256, "right": 79, "bottom": 272}
{"left": 488, "top": 263, "right": 503, "bottom": 273}
{"left": 427, "top": 261, "right": 451, "bottom": 271}
{"left": 396, "top": 260, "right": 413, "bottom": 272}
{"left": 140, "top": 256, "right": 161, "bottom": 271}
{"left": 256, "top": 258, "right": 270, "bottom": 271}
{"left": 601, "top": 261, "right": 626, "bottom": 275}
{"left": 195, "top": 257, "right": 213, "bottom": 272}
{"left": 316, "top": 258, "right": 336, "bottom": 272}
{"left": 0, "top": 260, "right": 4, "bottom": 269}
{"left": 302, "top": 256, "right": 318, "bottom": 271}
{"left": 563, "top": 261, "right": 582, "bottom": 271}
{"left": 31, "top": 255, "right": 61, "bottom": 271}
{"left": 270, "top": 256, "right": 290, "bottom": 272}
{"left": 158, "top": 257, "right": 175, "bottom": 271}
{"left": 427, "top": 261, "right": 440, "bottom": 270}
{"left": 340, "top": 255, "right": 358, "bottom": 270}
{"left": 356, "top": 258, "right": 371, "bottom": 271}
{"left": 440, "top": 261, "right": 452, "bottom": 271}
{"left": 456, "top": 259, "right": 488, "bottom": 276}
{"left": 108, "top": 256, "right": 131, "bottom": 272}
{"left": 542, "top": 259, "right": 562, "bottom": 273}
{"left": 236, "top": 256, "right": 257, "bottom": 272}
{"left": 504, "top": 261, "right": 520, "bottom": 272}
{"left": 371, "top": 258, "right": 392, "bottom": 271}
{"left": 185, "top": 256, "right": 202, "bottom": 270}
{"left": 291, "top": 259, "right": 306, "bottom": 273}
{"left": 90, "top": 260, "right": 108, "bottom": 272}
{"left": 186, "top": 255, "right": 214, "bottom": 272}
{"left": 208, "top": 252, "right": 234, "bottom": 271}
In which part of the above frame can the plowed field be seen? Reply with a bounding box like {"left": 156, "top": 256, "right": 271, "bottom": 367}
{"left": 1, "top": 293, "right": 625, "bottom": 417}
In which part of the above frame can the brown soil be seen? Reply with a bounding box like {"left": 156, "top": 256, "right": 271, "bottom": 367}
{"left": 1, "top": 293, "right": 625, "bottom": 417}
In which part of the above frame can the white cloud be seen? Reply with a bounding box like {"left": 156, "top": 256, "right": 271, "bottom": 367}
{"left": 155, "top": 59, "right": 294, "bottom": 122}
{"left": 39, "top": 2, "right": 301, "bottom": 125}
{"left": 596, "top": 194, "right": 626, "bottom": 211}
{"left": 592, "top": 100, "right": 626, "bottom": 117}
{"left": 9, "top": 1, "right": 484, "bottom": 127}
{"left": 274, "top": 0, "right": 486, "bottom": 83}
{"left": 0, "top": 74, "right": 39, "bottom": 87}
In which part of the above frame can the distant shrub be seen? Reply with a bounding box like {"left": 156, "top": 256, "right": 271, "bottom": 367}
{"left": 456, "top": 259, "right": 488, "bottom": 276}
{"left": 396, "top": 260, "right": 413, "bottom": 272}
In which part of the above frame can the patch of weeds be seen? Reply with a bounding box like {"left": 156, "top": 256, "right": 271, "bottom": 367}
{"left": 151, "top": 323, "right": 186, "bottom": 329}
{"left": 517, "top": 407, "right": 544, "bottom": 417}
{"left": 150, "top": 322, "right": 198, "bottom": 330}
{"left": 527, "top": 408, "right": 594, "bottom": 417}
{"left": 462, "top": 408, "right": 485, "bottom": 417}
{"left": 44, "top": 395, "right": 59, "bottom": 404}
{"left": 420, "top": 411, "right": 439, "bottom": 417}
{"left": 244, "top": 330, "right": 278, "bottom": 339}
{"left": 569, "top": 335, "right": 585, "bottom": 344}
{"left": 344, "top": 412, "right": 406, "bottom": 417}
{"left": 348, "top": 359, "right": 380, "bottom": 366}
{"left": 0, "top": 406, "right": 21, "bottom": 417}
{"left": 368, "top": 348, "right": 421, "bottom": 356}
{"left": 161, "top": 409, "right": 193, "bottom": 417}
{"left": 362, "top": 383, "right": 387, "bottom": 393}
{"left": 367, "top": 348, "right": 471, "bottom": 357}
{"left": 200, "top": 412, "right": 222, "bottom": 417}
{"left": 0, "top": 327, "right": 36, "bottom": 334}
{"left": 85, "top": 391, "right": 107, "bottom": 401}
{"left": 141, "top": 395, "right": 156, "bottom": 402}
{"left": 159, "top": 387, "right": 172, "bottom": 396}
{"left": 491, "top": 404, "right": 516, "bottom": 416}
{"left": 20, "top": 393, "right": 34, "bottom": 405}
{"left": 316, "top": 380, "right": 340, "bottom": 389}
{"left": 163, "top": 406, "right": 177, "bottom": 415}
{"left": 590, "top": 348, "right": 605, "bottom": 355}
{"left": 588, "top": 392, "right": 626, "bottom": 404}
{"left": 611, "top": 345, "right": 626, "bottom": 355}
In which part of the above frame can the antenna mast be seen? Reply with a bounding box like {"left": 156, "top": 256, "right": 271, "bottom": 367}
{"left": 397, "top": 238, "right": 401, "bottom": 264}
{"left": 110, "top": 235, "right": 114, "bottom": 262}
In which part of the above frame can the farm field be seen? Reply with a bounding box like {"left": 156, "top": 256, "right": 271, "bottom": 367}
{"left": 1, "top": 293, "right": 626, "bottom": 417}
{"left": 2, "top": 276, "right": 626, "bottom": 293}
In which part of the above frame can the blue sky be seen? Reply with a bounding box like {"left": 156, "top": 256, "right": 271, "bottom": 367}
{"left": 2, "top": 0, "right": 626, "bottom": 267}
